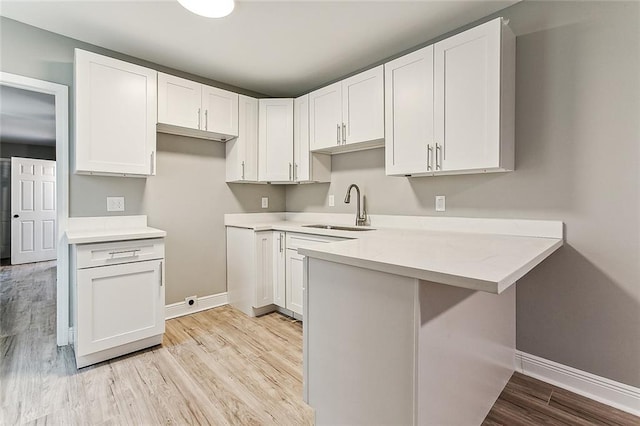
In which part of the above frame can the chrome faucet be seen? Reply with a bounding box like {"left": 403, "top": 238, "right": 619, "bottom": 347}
{"left": 344, "top": 184, "right": 367, "bottom": 226}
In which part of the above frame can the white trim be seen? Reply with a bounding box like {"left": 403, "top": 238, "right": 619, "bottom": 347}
{"left": 0, "top": 72, "right": 70, "bottom": 346}
{"left": 165, "top": 293, "right": 228, "bottom": 320}
{"left": 516, "top": 351, "right": 640, "bottom": 416}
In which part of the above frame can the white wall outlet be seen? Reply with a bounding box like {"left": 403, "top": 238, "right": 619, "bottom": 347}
{"left": 329, "top": 195, "right": 335, "bottom": 207}
{"left": 106, "top": 196, "right": 125, "bottom": 212}
{"left": 261, "top": 197, "right": 269, "bottom": 209}
{"left": 435, "top": 195, "right": 446, "bottom": 212}
{"left": 185, "top": 296, "right": 198, "bottom": 308}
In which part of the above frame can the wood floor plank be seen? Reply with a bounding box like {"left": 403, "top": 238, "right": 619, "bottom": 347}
{"left": 549, "top": 388, "right": 640, "bottom": 426}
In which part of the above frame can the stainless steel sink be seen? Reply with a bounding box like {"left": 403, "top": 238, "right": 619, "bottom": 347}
{"left": 303, "top": 224, "right": 375, "bottom": 232}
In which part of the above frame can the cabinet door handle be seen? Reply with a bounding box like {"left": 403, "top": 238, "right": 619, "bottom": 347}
{"left": 108, "top": 249, "right": 141, "bottom": 258}
{"left": 204, "top": 109, "right": 208, "bottom": 131}
{"left": 342, "top": 123, "right": 346, "bottom": 144}
{"left": 241, "top": 161, "right": 245, "bottom": 180}
{"left": 197, "top": 108, "right": 201, "bottom": 130}
{"left": 159, "top": 261, "right": 163, "bottom": 287}
{"left": 337, "top": 124, "right": 341, "bottom": 145}
{"left": 435, "top": 143, "right": 441, "bottom": 170}
{"left": 427, "top": 145, "right": 432, "bottom": 171}
{"left": 150, "top": 151, "right": 155, "bottom": 175}
{"left": 294, "top": 163, "right": 298, "bottom": 181}
{"left": 289, "top": 163, "right": 292, "bottom": 181}
{"left": 279, "top": 233, "right": 284, "bottom": 252}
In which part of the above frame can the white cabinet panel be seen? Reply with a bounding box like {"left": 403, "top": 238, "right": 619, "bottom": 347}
{"left": 273, "top": 232, "right": 286, "bottom": 308}
{"left": 202, "top": 85, "right": 239, "bottom": 138}
{"left": 342, "top": 65, "right": 384, "bottom": 146}
{"left": 157, "top": 73, "right": 201, "bottom": 129}
{"left": 294, "top": 94, "right": 331, "bottom": 183}
{"left": 286, "top": 249, "right": 304, "bottom": 315}
{"left": 258, "top": 99, "right": 294, "bottom": 182}
{"left": 434, "top": 18, "right": 514, "bottom": 173}
{"left": 385, "top": 46, "right": 435, "bottom": 176}
{"left": 309, "top": 82, "right": 342, "bottom": 151}
{"left": 226, "top": 95, "right": 258, "bottom": 182}
{"left": 75, "top": 49, "right": 156, "bottom": 176}
{"left": 255, "top": 232, "right": 274, "bottom": 308}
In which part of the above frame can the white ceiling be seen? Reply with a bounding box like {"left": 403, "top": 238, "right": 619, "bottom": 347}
{"left": 0, "top": 85, "right": 56, "bottom": 146}
{"left": 0, "top": 0, "right": 518, "bottom": 97}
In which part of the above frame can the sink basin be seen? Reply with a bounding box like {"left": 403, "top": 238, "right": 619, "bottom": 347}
{"left": 303, "top": 224, "right": 375, "bottom": 232}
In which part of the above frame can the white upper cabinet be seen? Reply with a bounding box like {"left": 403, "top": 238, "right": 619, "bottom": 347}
{"left": 294, "top": 94, "right": 331, "bottom": 183}
{"left": 74, "top": 49, "right": 157, "bottom": 176}
{"left": 309, "top": 65, "right": 384, "bottom": 153}
{"left": 226, "top": 95, "right": 258, "bottom": 182}
{"left": 385, "top": 45, "right": 434, "bottom": 176}
{"left": 157, "top": 72, "right": 239, "bottom": 141}
{"left": 385, "top": 18, "right": 514, "bottom": 177}
{"left": 258, "top": 98, "right": 294, "bottom": 182}
{"left": 434, "top": 17, "right": 515, "bottom": 174}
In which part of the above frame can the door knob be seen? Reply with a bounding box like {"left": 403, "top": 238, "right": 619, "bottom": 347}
{"left": 13, "top": 214, "right": 19, "bottom": 218}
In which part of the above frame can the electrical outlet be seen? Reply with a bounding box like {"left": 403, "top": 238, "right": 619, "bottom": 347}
{"left": 435, "top": 195, "right": 446, "bottom": 212}
{"left": 106, "top": 196, "right": 125, "bottom": 212}
{"left": 261, "top": 197, "right": 269, "bottom": 209}
{"left": 185, "top": 296, "right": 198, "bottom": 308}
{"left": 329, "top": 195, "right": 335, "bottom": 207}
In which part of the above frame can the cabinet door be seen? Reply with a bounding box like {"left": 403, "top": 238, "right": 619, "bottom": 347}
{"left": 286, "top": 249, "right": 304, "bottom": 316}
{"left": 157, "top": 73, "right": 202, "bottom": 130}
{"left": 75, "top": 49, "right": 157, "bottom": 175}
{"left": 258, "top": 99, "right": 294, "bottom": 182}
{"left": 385, "top": 46, "right": 434, "bottom": 176}
{"left": 434, "top": 18, "right": 501, "bottom": 172}
{"left": 294, "top": 94, "right": 310, "bottom": 182}
{"left": 273, "top": 232, "right": 286, "bottom": 308}
{"left": 76, "top": 259, "right": 164, "bottom": 356}
{"left": 202, "top": 85, "right": 239, "bottom": 138}
{"left": 254, "top": 231, "right": 274, "bottom": 308}
{"left": 309, "top": 82, "right": 342, "bottom": 151}
{"left": 342, "top": 65, "right": 384, "bottom": 146}
{"left": 226, "top": 95, "right": 258, "bottom": 182}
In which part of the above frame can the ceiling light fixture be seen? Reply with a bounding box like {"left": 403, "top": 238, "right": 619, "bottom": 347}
{"left": 177, "top": 0, "right": 235, "bottom": 18}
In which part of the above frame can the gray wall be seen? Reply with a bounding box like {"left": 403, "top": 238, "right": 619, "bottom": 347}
{"left": 287, "top": 1, "right": 640, "bottom": 388}
{"left": 0, "top": 142, "right": 56, "bottom": 160}
{"left": 0, "top": 17, "right": 286, "bottom": 304}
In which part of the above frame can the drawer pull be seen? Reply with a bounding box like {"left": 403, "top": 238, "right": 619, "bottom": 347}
{"left": 108, "top": 249, "right": 141, "bottom": 258}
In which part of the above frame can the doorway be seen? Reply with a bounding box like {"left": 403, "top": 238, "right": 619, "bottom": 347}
{"left": 0, "top": 72, "right": 69, "bottom": 346}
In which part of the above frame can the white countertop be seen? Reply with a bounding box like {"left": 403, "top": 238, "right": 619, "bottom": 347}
{"left": 66, "top": 215, "right": 166, "bottom": 244}
{"left": 225, "top": 213, "right": 564, "bottom": 294}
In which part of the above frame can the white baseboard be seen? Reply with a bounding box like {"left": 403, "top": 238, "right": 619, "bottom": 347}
{"left": 516, "top": 351, "right": 640, "bottom": 416}
{"left": 165, "top": 293, "right": 228, "bottom": 320}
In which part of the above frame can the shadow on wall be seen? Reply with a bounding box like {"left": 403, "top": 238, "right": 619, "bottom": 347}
{"left": 516, "top": 243, "right": 640, "bottom": 387}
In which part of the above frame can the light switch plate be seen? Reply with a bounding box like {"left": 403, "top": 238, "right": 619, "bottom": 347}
{"left": 106, "top": 196, "right": 125, "bottom": 212}
{"left": 435, "top": 195, "right": 446, "bottom": 212}
{"left": 329, "top": 195, "right": 335, "bottom": 207}
{"left": 261, "top": 197, "right": 269, "bottom": 209}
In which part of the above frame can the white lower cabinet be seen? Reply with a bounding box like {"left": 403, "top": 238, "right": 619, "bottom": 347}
{"left": 273, "top": 231, "right": 286, "bottom": 308}
{"left": 72, "top": 238, "right": 165, "bottom": 368}
{"left": 285, "top": 249, "right": 305, "bottom": 315}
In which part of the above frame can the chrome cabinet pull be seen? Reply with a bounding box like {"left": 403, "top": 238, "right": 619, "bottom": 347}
{"left": 150, "top": 151, "right": 155, "bottom": 175}
{"left": 241, "top": 161, "right": 245, "bottom": 180}
{"left": 289, "top": 163, "right": 292, "bottom": 181}
{"left": 159, "top": 261, "right": 163, "bottom": 287}
{"left": 435, "top": 143, "right": 441, "bottom": 170}
{"left": 427, "top": 145, "right": 432, "bottom": 171}
{"left": 294, "top": 163, "right": 298, "bottom": 181}
{"left": 108, "top": 249, "right": 141, "bottom": 258}
{"left": 204, "top": 109, "right": 208, "bottom": 131}
{"left": 279, "top": 233, "right": 284, "bottom": 252}
{"left": 342, "top": 123, "right": 346, "bottom": 144}
{"left": 337, "top": 124, "right": 341, "bottom": 145}
{"left": 197, "top": 108, "right": 201, "bottom": 129}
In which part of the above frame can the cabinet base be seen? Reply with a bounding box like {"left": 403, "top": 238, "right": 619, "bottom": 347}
{"left": 75, "top": 334, "right": 163, "bottom": 368}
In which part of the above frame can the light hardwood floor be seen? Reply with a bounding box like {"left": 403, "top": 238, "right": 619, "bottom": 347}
{"left": 2, "top": 261, "right": 638, "bottom": 425}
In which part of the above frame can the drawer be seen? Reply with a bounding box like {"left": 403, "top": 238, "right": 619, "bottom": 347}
{"left": 75, "top": 238, "right": 164, "bottom": 269}
{"left": 286, "top": 232, "right": 345, "bottom": 250}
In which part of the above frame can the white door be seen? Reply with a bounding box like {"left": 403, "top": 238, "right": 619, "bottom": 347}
{"left": 75, "top": 49, "right": 157, "bottom": 176}
{"left": 286, "top": 249, "right": 304, "bottom": 316}
{"left": 309, "top": 82, "right": 342, "bottom": 151}
{"left": 385, "top": 46, "right": 435, "bottom": 176}
{"left": 258, "top": 99, "right": 294, "bottom": 182}
{"left": 76, "top": 259, "right": 164, "bottom": 356}
{"left": 11, "top": 157, "right": 56, "bottom": 265}
{"left": 294, "top": 94, "right": 310, "bottom": 182}
{"left": 434, "top": 18, "right": 501, "bottom": 172}
{"left": 273, "top": 232, "right": 286, "bottom": 309}
{"left": 201, "top": 85, "right": 238, "bottom": 137}
{"left": 157, "top": 72, "right": 202, "bottom": 130}
{"left": 254, "top": 231, "right": 274, "bottom": 308}
{"left": 342, "top": 65, "right": 384, "bottom": 146}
